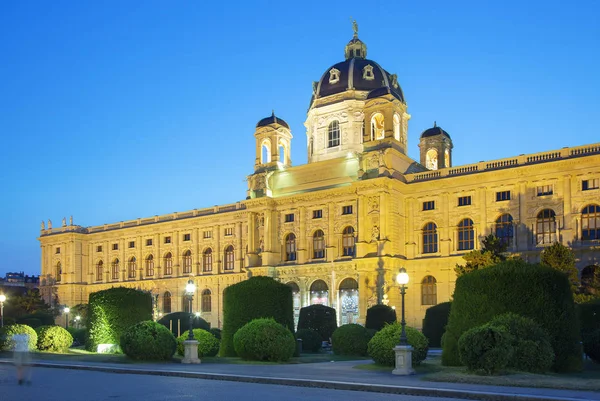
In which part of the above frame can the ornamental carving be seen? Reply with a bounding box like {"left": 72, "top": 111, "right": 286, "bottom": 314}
{"left": 368, "top": 196, "right": 380, "bottom": 213}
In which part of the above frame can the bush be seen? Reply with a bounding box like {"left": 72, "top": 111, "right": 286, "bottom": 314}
{"left": 297, "top": 304, "right": 337, "bottom": 342}
{"left": 422, "top": 302, "right": 451, "bottom": 348}
{"left": 0, "top": 324, "right": 38, "bottom": 351}
{"left": 18, "top": 318, "right": 42, "bottom": 329}
{"left": 17, "top": 312, "right": 55, "bottom": 327}
{"left": 295, "top": 329, "right": 322, "bottom": 353}
{"left": 458, "top": 324, "right": 513, "bottom": 375}
{"left": 157, "top": 312, "right": 210, "bottom": 337}
{"left": 221, "top": 277, "right": 294, "bottom": 357}
{"left": 488, "top": 313, "right": 554, "bottom": 373}
{"left": 442, "top": 260, "right": 582, "bottom": 372}
{"left": 176, "top": 329, "right": 220, "bottom": 357}
{"left": 209, "top": 328, "right": 222, "bottom": 340}
{"left": 332, "top": 324, "right": 369, "bottom": 356}
{"left": 87, "top": 287, "right": 152, "bottom": 352}
{"left": 233, "top": 318, "right": 295, "bottom": 362}
{"left": 365, "top": 304, "right": 397, "bottom": 332}
{"left": 67, "top": 327, "right": 88, "bottom": 346}
{"left": 583, "top": 329, "right": 600, "bottom": 363}
{"left": 36, "top": 326, "right": 73, "bottom": 352}
{"left": 120, "top": 321, "right": 176, "bottom": 360}
{"left": 367, "top": 323, "right": 428, "bottom": 366}
{"left": 578, "top": 299, "right": 600, "bottom": 336}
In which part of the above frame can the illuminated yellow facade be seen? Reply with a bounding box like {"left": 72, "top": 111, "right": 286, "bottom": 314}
{"left": 38, "top": 29, "right": 600, "bottom": 330}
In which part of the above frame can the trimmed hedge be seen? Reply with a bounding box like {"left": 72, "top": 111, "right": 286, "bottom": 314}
{"left": 295, "top": 329, "right": 322, "bottom": 353}
{"left": 17, "top": 312, "right": 55, "bottom": 327}
{"left": 221, "top": 277, "right": 294, "bottom": 357}
{"left": 442, "top": 260, "right": 582, "bottom": 372}
{"left": 120, "top": 321, "right": 176, "bottom": 360}
{"left": 233, "top": 318, "right": 296, "bottom": 362}
{"left": 0, "top": 324, "right": 37, "bottom": 351}
{"left": 365, "top": 304, "right": 397, "bottom": 332}
{"left": 67, "top": 327, "right": 88, "bottom": 346}
{"left": 578, "top": 299, "right": 600, "bottom": 336}
{"left": 209, "top": 328, "right": 222, "bottom": 340}
{"left": 158, "top": 312, "right": 210, "bottom": 337}
{"left": 36, "top": 325, "right": 73, "bottom": 352}
{"left": 176, "top": 329, "right": 220, "bottom": 357}
{"left": 86, "top": 287, "right": 152, "bottom": 352}
{"left": 332, "top": 324, "right": 369, "bottom": 356}
{"left": 367, "top": 323, "right": 428, "bottom": 366}
{"left": 297, "top": 304, "right": 337, "bottom": 342}
{"left": 458, "top": 324, "right": 513, "bottom": 375}
{"left": 583, "top": 329, "right": 600, "bottom": 363}
{"left": 422, "top": 302, "right": 451, "bottom": 348}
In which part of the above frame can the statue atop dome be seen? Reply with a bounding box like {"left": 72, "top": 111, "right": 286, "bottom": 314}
{"left": 352, "top": 19, "right": 358, "bottom": 37}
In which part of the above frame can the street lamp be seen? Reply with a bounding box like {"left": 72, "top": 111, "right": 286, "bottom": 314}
{"left": 185, "top": 280, "right": 196, "bottom": 341}
{"left": 75, "top": 315, "right": 81, "bottom": 328}
{"left": 0, "top": 294, "right": 6, "bottom": 327}
{"left": 396, "top": 267, "right": 409, "bottom": 346}
{"left": 64, "top": 307, "right": 70, "bottom": 330}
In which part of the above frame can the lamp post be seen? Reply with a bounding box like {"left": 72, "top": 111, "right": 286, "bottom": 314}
{"left": 64, "top": 307, "right": 70, "bottom": 330}
{"left": 182, "top": 279, "right": 200, "bottom": 364}
{"left": 0, "top": 294, "right": 6, "bottom": 327}
{"left": 75, "top": 315, "right": 81, "bottom": 329}
{"left": 392, "top": 267, "right": 414, "bottom": 375}
{"left": 186, "top": 280, "right": 196, "bottom": 340}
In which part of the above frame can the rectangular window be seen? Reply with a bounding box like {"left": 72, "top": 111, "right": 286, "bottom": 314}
{"left": 458, "top": 196, "right": 472, "bottom": 207}
{"left": 224, "top": 228, "right": 233, "bottom": 236}
{"left": 313, "top": 210, "right": 322, "bottom": 219}
{"left": 128, "top": 241, "right": 135, "bottom": 249}
{"left": 146, "top": 239, "right": 153, "bottom": 246}
{"left": 496, "top": 191, "right": 511, "bottom": 201}
{"left": 285, "top": 213, "right": 294, "bottom": 223}
{"left": 582, "top": 178, "right": 600, "bottom": 191}
{"left": 203, "top": 230, "right": 212, "bottom": 239}
{"left": 112, "top": 243, "right": 119, "bottom": 251}
{"left": 96, "top": 245, "right": 102, "bottom": 252}
{"left": 55, "top": 247, "right": 60, "bottom": 254}
{"left": 537, "top": 185, "right": 553, "bottom": 196}
{"left": 164, "top": 236, "right": 171, "bottom": 244}
{"left": 183, "top": 233, "right": 191, "bottom": 241}
{"left": 422, "top": 201, "right": 435, "bottom": 211}
{"left": 342, "top": 205, "right": 353, "bottom": 215}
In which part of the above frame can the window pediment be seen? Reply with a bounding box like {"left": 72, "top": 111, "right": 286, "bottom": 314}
{"left": 329, "top": 68, "right": 340, "bottom": 84}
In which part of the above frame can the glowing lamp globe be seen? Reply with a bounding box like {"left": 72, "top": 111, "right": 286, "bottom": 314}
{"left": 64, "top": 307, "right": 70, "bottom": 314}
{"left": 185, "top": 279, "right": 196, "bottom": 294}
{"left": 0, "top": 294, "right": 6, "bottom": 303}
{"left": 396, "top": 268, "right": 409, "bottom": 285}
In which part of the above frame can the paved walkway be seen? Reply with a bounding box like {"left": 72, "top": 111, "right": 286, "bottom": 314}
{"left": 0, "top": 356, "right": 597, "bottom": 401}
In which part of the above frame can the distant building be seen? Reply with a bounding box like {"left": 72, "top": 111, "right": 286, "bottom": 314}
{"left": 0, "top": 272, "right": 40, "bottom": 289}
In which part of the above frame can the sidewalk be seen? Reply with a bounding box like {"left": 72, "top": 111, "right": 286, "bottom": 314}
{"left": 0, "top": 356, "right": 597, "bottom": 401}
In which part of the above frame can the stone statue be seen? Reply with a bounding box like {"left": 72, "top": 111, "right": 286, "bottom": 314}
{"left": 69, "top": 216, "right": 73, "bottom": 226}
{"left": 62, "top": 217, "right": 67, "bottom": 227}
{"left": 41, "top": 221, "right": 45, "bottom": 230}
{"left": 48, "top": 220, "right": 52, "bottom": 229}
{"left": 371, "top": 225, "right": 380, "bottom": 241}
{"left": 352, "top": 19, "right": 358, "bottom": 36}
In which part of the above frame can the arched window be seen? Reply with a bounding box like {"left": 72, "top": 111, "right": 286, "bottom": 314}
{"left": 145, "top": 255, "right": 154, "bottom": 277}
{"left": 536, "top": 209, "right": 556, "bottom": 244}
{"left": 371, "top": 113, "right": 385, "bottom": 140}
{"left": 182, "top": 250, "right": 192, "bottom": 274}
{"left": 285, "top": 233, "right": 297, "bottom": 261}
{"left": 183, "top": 293, "right": 191, "bottom": 313}
{"left": 339, "top": 278, "right": 359, "bottom": 325}
{"left": 342, "top": 226, "right": 356, "bottom": 257}
{"left": 96, "top": 260, "right": 103, "bottom": 282}
{"left": 288, "top": 282, "right": 301, "bottom": 329}
{"left": 458, "top": 218, "right": 475, "bottom": 251}
{"left": 201, "top": 289, "right": 212, "bottom": 313}
{"left": 421, "top": 276, "right": 437, "bottom": 305}
{"left": 426, "top": 148, "right": 438, "bottom": 170}
{"left": 444, "top": 149, "right": 450, "bottom": 167}
{"left": 163, "top": 252, "right": 173, "bottom": 276}
{"left": 163, "top": 291, "right": 172, "bottom": 314}
{"left": 261, "top": 139, "right": 271, "bottom": 164}
{"left": 393, "top": 114, "right": 401, "bottom": 141}
{"left": 495, "top": 214, "right": 514, "bottom": 246}
{"left": 328, "top": 121, "right": 340, "bottom": 148}
{"left": 202, "top": 248, "right": 213, "bottom": 272}
{"left": 310, "top": 279, "right": 329, "bottom": 305}
{"left": 278, "top": 140, "right": 287, "bottom": 164}
{"left": 224, "top": 245, "right": 234, "bottom": 270}
{"left": 313, "top": 230, "right": 325, "bottom": 259}
{"left": 582, "top": 204, "right": 600, "bottom": 241}
{"left": 111, "top": 259, "right": 120, "bottom": 280}
{"left": 128, "top": 257, "right": 137, "bottom": 279}
{"left": 56, "top": 262, "right": 62, "bottom": 282}
{"left": 422, "top": 222, "right": 438, "bottom": 254}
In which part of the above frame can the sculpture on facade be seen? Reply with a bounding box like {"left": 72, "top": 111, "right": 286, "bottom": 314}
{"left": 41, "top": 221, "right": 45, "bottom": 230}
{"left": 62, "top": 217, "right": 67, "bottom": 227}
{"left": 48, "top": 220, "right": 52, "bottom": 229}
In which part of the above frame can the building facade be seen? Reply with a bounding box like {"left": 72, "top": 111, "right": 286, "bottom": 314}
{"left": 38, "top": 28, "right": 600, "bottom": 330}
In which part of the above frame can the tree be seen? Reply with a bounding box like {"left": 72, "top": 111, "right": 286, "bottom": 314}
{"left": 8, "top": 289, "right": 52, "bottom": 318}
{"left": 454, "top": 234, "right": 507, "bottom": 277}
{"left": 540, "top": 242, "right": 579, "bottom": 290}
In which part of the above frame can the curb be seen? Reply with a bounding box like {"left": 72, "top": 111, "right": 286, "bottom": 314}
{"left": 0, "top": 360, "right": 591, "bottom": 401}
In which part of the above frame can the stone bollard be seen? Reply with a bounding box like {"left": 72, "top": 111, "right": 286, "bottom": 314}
{"left": 295, "top": 338, "right": 303, "bottom": 357}
{"left": 392, "top": 345, "right": 415, "bottom": 375}
{"left": 181, "top": 339, "right": 200, "bottom": 364}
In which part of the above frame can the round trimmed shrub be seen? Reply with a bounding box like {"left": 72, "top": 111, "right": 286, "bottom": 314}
{"left": 458, "top": 324, "right": 513, "bottom": 375}
{"left": 18, "top": 318, "right": 42, "bottom": 329}
{"left": 176, "top": 329, "right": 220, "bottom": 357}
{"left": 365, "top": 304, "right": 397, "bottom": 332}
{"left": 295, "top": 329, "right": 322, "bottom": 353}
{"left": 233, "top": 318, "right": 295, "bottom": 362}
{"left": 367, "top": 323, "right": 428, "bottom": 366}
{"left": 120, "top": 321, "right": 176, "bottom": 360}
{"left": 67, "top": 327, "right": 88, "bottom": 346}
{"left": 221, "top": 276, "right": 294, "bottom": 357}
{"left": 332, "top": 324, "right": 369, "bottom": 356}
{"left": 488, "top": 313, "right": 554, "bottom": 373}
{"left": 422, "top": 302, "right": 452, "bottom": 348}
{"left": 157, "top": 312, "right": 210, "bottom": 337}
{"left": 583, "top": 329, "right": 600, "bottom": 363}
{"left": 209, "top": 328, "right": 222, "bottom": 340}
{"left": 17, "top": 312, "right": 55, "bottom": 327}
{"left": 36, "top": 325, "right": 73, "bottom": 352}
{"left": 0, "top": 324, "right": 37, "bottom": 351}
{"left": 297, "top": 304, "right": 337, "bottom": 342}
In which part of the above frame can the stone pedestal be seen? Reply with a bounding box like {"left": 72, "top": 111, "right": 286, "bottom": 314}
{"left": 181, "top": 340, "right": 200, "bottom": 364}
{"left": 392, "top": 345, "right": 414, "bottom": 375}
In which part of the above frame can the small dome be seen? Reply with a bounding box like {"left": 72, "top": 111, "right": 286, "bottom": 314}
{"left": 256, "top": 112, "right": 289, "bottom": 129}
{"left": 420, "top": 122, "right": 451, "bottom": 139}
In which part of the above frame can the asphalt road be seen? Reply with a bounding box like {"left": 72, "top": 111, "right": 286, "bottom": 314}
{"left": 0, "top": 365, "right": 471, "bottom": 401}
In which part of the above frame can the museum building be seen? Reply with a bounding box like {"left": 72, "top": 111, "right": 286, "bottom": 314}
{"left": 38, "top": 28, "right": 600, "bottom": 329}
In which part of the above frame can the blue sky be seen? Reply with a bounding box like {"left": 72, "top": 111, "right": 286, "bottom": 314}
{"left": 1, "top": 1, "right": 599, "bottom": 276}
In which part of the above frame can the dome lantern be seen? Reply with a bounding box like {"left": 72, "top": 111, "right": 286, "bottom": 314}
{"left": 344, "top": 20, "right": 367, "bottom": 60}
